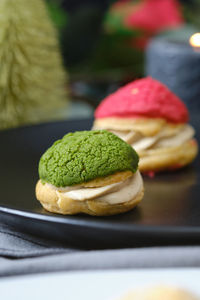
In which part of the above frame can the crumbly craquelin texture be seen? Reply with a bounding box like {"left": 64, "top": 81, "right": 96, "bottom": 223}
{"left": 39, "top": 130, "right": 139, "bottom": 187}
{"left": 95, "top": 77, "right": 189, "bottom": 123}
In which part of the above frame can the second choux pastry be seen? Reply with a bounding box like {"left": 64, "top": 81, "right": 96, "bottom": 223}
{"left": 119, "top": 286, "right": 199, "bottom": 300}
{"left": 93, "top": 77, "right": 198, "bottom": 172}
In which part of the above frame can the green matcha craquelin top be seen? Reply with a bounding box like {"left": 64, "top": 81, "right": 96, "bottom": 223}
{"left": 39, "top": 130, "right": 139, "bottom": 187}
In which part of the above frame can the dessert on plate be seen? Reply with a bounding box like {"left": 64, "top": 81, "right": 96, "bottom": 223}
{"left": 93, "top": 77, "right": 198, "bottom": 172}
{"left": 36, "top": 130, "right": 144, "bottom": 216}
{"left": 119, "top": 286, "right": 199, "bottom": 300}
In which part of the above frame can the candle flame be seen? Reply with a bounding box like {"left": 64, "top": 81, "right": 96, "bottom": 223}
{"left": 189, "top": 33, "right": 200, "bottom": 48}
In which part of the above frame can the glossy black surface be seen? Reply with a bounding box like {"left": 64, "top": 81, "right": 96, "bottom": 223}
{"left": 0, "top": 116, "right": 199, "bottom": 248}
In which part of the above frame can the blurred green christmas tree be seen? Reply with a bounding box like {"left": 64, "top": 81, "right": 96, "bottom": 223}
{"left": 183, "top": 0, "right": 200, "bottom": 28}
{"left": 0, "top": 0, "right": 68, "bottom": 129}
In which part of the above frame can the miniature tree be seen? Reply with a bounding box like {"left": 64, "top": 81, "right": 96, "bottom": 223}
{"left": 0, "top": 0, "right": 68, "bottom": 129}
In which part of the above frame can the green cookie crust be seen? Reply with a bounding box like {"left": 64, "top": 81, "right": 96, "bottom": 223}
{"left": 38, "top": 130, "right": 139, "bottom": 187}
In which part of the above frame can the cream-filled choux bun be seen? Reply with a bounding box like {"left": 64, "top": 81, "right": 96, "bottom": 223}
{"left": 36, "top": 130, "right": 144, "bottom": 216}
{"left": 119, "top": 286, "right": 199, "bottom": 300}
{"left": 93, "top": 77, "right": 198, "bottom": 172}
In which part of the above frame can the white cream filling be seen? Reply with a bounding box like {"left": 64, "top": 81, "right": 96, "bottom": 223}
{"left": 110, "top": 130, "right": 141, "bottom": 144}
{"left": 154, "top": 125, "right": 195, "bottom": 148}
{"left": 94, "top": 122, "right": 195, "bottom": 151}
{"left": 132, "top": 135, "right": 158, "bottom": 151}
{"left": 63, "top": 180, "right": 123, "bottom": 201}
{"left": 48, "top": 171, "right": 143, "bottom": 205}
{"left": 131, "top": 124, "right": 195, "bottom": 151}
{"left": 96, "top": 171, "right": 143, "bottom": 204}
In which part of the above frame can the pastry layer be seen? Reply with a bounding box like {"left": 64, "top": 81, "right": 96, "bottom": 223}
{"left": 93, "top": 117, "right": 166, "bottom": 136}
{"left": 36, "top": 171, "right": 144, "bottom": 216}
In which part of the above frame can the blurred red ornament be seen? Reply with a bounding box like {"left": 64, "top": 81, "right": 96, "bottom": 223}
{"left": 125, "top": 0, "right": 184, "bottom": 34}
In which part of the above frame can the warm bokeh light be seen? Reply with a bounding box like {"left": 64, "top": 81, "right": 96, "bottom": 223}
{"left": 189, "top": 33, "right": 200, "bottom": 48}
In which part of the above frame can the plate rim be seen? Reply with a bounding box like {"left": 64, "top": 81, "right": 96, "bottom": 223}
{"left": 1, "top": 205, "right": 200, "bottom": 236}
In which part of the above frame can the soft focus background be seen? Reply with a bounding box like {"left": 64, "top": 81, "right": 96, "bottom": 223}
{"left": 45, "top": 0, "right": 200, "bottom": 117}
{"left": 1, "top": 0, "right": 200, "bottom": 129}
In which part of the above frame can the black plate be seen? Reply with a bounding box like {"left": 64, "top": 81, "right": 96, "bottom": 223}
{"left": 0, "top": 116, "right": 199, "bottom": 249}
